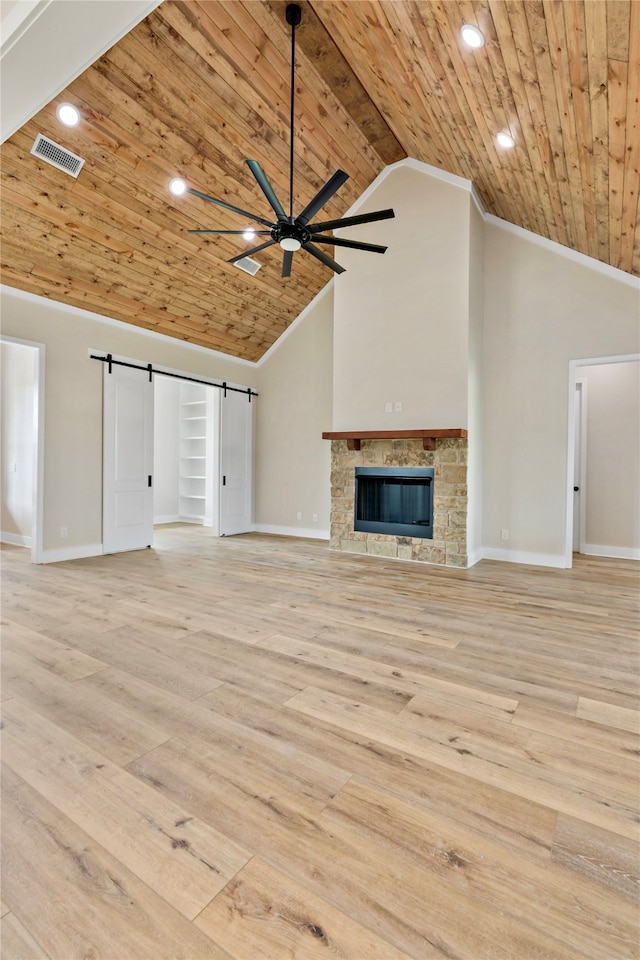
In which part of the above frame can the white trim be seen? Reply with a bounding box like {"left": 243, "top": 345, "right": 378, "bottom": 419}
{"left": 341, "top": 156, "right": 485, "bottom": 220}
{"left": 486, "top": 215, "right": 640, "bottom": 288}
{"left": 1, "top": 285, "right": 256, "bottom": 368}
{"left": 480, "top": 547, "right": 568, "bottom": 569}
{"left": 253, "top": 523, "right": 330, "bottom": 540}
{"left": 575, "top": 379, "right": 587, "bottom": 554}
{"left": 1, "top": 532, "right": 32, "bottom": 547}
{"left": 466, "top": 548, "right": 483, "bottom": 568}
{"left": 582, "top": 544, "right": 640, "bottom": 561}
{"left": 38, "top": 543, "right": 103, "bottom": 564}
{"left": 153, "top": 515, "right": 182, "bottom": 525}
{"left": 0, "top": 334, "right": 45, "bottom": 563}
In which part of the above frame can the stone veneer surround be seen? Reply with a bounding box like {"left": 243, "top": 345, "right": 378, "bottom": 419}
{"left": 330, "top": 437, "right": 468, "bottom": 567}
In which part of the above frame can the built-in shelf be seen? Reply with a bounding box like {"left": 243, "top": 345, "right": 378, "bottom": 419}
{"left": 322, "top": 428, "right": 468, "bottom": 451}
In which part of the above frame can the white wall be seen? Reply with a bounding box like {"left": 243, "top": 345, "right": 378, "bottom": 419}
{"left": 0, "top": 287, "right": 256, "bottom": 558}
{"left": 482, "top": 221, "right": 640, "bottom": 564}
{"left": 333, "top": 165, "right": 471, "bottom": 431}
{"left": 255, "top": 288, "right": 333, "bottom": 537}
{"left": 153, "top": 374, "right": 180, "bottom": 522}
{"left": 1, "top": 340, "right": 36, "bottom": 545}
{"left": 580, "top": 360, "right": 640, "bottom": 555}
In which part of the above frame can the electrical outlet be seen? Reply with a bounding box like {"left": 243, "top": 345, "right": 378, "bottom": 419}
{"left": 9, "top": 462, "right": 16, "bottom": 473}
{"left": 385, "top": 402, "right": 392, "bottom": 413}
{"left": 312, "top": 513, "right": 318, "bottom": 522}
{"left": 501, "top": 529, "right": 509, "bottom": 541}
{"left": 296, "top": 511, "right": 302, "bottom": 520}
{"left": 394, "top": 400, "right": 402, "bottom": 412}
{"left": 60, "top": 526, "right": 68, "bottom": 538}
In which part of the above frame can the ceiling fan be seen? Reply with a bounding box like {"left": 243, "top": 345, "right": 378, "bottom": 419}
{"left": 185, "top": 3, "right": 395, "bottom": 278}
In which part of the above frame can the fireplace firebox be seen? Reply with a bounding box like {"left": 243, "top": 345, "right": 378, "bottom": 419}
{"left": 354, "top": 466, "right": 434, "bottom": 539}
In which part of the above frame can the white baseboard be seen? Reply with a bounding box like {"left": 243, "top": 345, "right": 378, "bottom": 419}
{"left": 480, "top": 547, "right": 568, "bottom": 569}
{"left": 38, "top": 543, "right": 103, "bottom": 564}
{"left": 466, "top": 548, "right": 483, "bottom": 568}
{"left": 253, "top": 523, "right": 330, "bottom": 541}
{"left": 1, "top": 531, "right": 32, "bottom": 547}
{"left": 581, "top": 543, "right": 640, "bottom": 561}
{"left": 154, "top": 515, "right": 181, "bottom": 525}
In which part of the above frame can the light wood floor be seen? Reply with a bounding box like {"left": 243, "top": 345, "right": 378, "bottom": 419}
{"left": 1, "top": 526, "right": 639, "bottom": 960}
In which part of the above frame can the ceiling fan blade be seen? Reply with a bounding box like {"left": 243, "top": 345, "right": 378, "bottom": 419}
{"left": 309, "top": 234, "right": 388, "bottom": 254}
{"left": 303, "top": 242, "right": 345, "bottom": 274}
{"left": 187, "top": 187, "right": 274, "bottom": 229}
{"left": 309, "top": 208, "right": 395, "bottom": 232}
{"left": 228, "top": 239, "right": 277, "bottom": 263}
{"left": 187, "top": 229, "right": 272, "bottom": 235}
{"left": 247, "top": 160, "right": 287, "bottom": 221}
{"left": 296, "top": 170, "right": 349, "bottom": 225}
{"left": 282, "top": 249, "right": 293, "bottom": 278}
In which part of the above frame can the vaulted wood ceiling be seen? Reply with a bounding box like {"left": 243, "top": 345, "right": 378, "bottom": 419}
{"left": 1, "top": 1, "right": 638, "bottom": 362}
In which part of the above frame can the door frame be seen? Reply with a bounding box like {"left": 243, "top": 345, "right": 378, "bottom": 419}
{"left": 572, "top": 378, "right": 587, "bottom": 554}
{"left": 564, "top": 352, "right": 640, "bottom": 567}
{"left": 0, "top": 335, "right": 45, "bottom": 563}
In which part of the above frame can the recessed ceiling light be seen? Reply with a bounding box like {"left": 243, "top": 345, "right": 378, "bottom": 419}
{"left": 496, "top": 131, "right": 515, "bottom": 149}
{"left": 56, "top": 103, "right": 80, "bottom": 127}
{"left": 242, "top": 227, "right": 256, "bottom": 242}
{"left": 461, "top": 24, "right": 485, "bottom": 49}
{"left": 169, "top": 177, "right": 187, "bottom": 196}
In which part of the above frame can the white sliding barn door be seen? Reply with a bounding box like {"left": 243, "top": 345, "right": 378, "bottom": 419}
{"left": 219, "top": 390, "right": 253, "bottom": 536}
{"left": 103, "top": 362, "right": 154, "bottom": 553}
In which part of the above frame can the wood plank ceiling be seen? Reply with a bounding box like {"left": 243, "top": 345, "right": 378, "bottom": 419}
{"left": 1, "top": 1, "right": 638, "bottom": 362}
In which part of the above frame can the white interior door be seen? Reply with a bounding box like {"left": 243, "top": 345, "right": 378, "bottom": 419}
{"left": 103, "top": 362, "right": 154, "bottom": 553}
{"left": 219, "top": 390, "right": 253, "bottom": 536}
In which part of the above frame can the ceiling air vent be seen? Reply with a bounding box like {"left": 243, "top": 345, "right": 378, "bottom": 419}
{"left": 31, "top": 134, "right": 85, "bottom": 178}
{"left": 233, "top": 256, "right": 261, "bottom": 276}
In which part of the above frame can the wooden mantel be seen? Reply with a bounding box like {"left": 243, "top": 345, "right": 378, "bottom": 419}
{"left": 322, "top": 428, "right": 468, "bottom": 451}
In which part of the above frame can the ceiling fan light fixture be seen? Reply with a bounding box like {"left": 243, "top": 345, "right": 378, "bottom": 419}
{"left": 496, "top": 131, "right": 515, "bottom": 149}
{"left": 56, "top": 103, "right": 80, "bottom": 127}
{"left": 169, "top": 177, "right": 187, "bottom": 196}
{"left": 242, "top": 227, "right": 257, "bottom": 242}
{"left": 461, "top": 24, "right": 485, "bottom": 48}
{"left": 280, "top": 237, "right": 302, "bottom": 251}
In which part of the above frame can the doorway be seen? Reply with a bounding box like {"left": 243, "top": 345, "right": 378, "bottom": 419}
{"left": 101, "top": 353, "right": 254, "bottom": 554}
{"left": 0, "top": 336, "right": 44, "bottom": 562}
{"left": 566, "top": 354, "right": 640, "bottom": 565}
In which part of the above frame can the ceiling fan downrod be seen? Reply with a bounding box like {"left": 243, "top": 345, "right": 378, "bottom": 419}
{"left": 185, "top": 2, "right": 394, "bottom": 277}
{"left": 286, "top": 4, "right": 302, "bottom": 222}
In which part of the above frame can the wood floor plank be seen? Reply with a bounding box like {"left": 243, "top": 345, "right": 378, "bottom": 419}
{"left": 1, "top": 698, "right": 251, "bottom": 920}
{"left": 577, "top": 696, "right": 640, "bottom": 733}
{"left": 552, "top": 813, "right": 640, "bottom": 902}
{"left": 1, "top": 649, "right": 170, "bottom": 765}
{"left": 47, "top": 624, "right": 226, "bottom": 701}
{"left": 195, "top": 857, "right": 413, "bottom": 960}
{"left": 0, "top": 911, "right": 51, "bottom": 960}
{"left": 0, "top": 764, "right": 231, "bottom": 959}
{"left": 512, "top": 698, "right": 640, "bottom": 758}
{"left": 1, "top": 618, "right": 108, "bottom": 681}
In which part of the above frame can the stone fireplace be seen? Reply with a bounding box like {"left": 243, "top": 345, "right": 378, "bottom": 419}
{"left": 323, "top": 430, "right": 468, "bottom": 567}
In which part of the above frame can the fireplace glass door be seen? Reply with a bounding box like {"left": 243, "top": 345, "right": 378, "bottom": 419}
{"left": 354, "top": 466, "right": 434, "bottom": 539}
